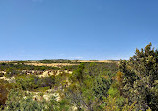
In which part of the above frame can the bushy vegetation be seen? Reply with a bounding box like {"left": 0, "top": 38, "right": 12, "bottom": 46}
{"left": 0, "top": 43, "right": 157, "bottom": 111}
{"left": 0, "top": 63, "right": 59, "bottom": 71}
{"left": 39, "top": 59, "right": 79, "bottom": 64}
{"left": 119, "top": 43, "right": 158, "bottom": 110}
{"left": 61, "top": 65, "right": 83, "bottom": 71}
{"left": 0, "top": 80, "right": 13, "bottom": 108}
{"left": 15, "top": 75, "right": 55, "bottom": 91}
{"left": 0, "top": 63, "right": 59, "bottom": 77}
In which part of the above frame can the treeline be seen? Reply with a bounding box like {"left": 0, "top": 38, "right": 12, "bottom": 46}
{"left": 61, "top": 62, "right": 117, "bottom": 72}
{"left": 0, "top": 63, "right": 60, "bottom": 77}
{"left": 38, "top": 59, "right": 79, "bottom": 64}
{"left": 0, "top": 63, "right": 59, "bottom": 71}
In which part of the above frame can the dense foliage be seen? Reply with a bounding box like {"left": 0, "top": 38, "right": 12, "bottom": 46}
{"left": 15, "top": 75, "right": 55, "bottom": 91}
{"left": 0, "top": 43, "right": 157, "bottom": 111}
{"left": 65, "top": 62, "right": 116, "bottom": 110}
{"left": 39, "top": 59, "right": 79, "bottom": 64}
{"left": 119, "top": 43, "right": 158, "bottom": 110}
{"left": 61, "top": 65, "right": 79, "bottom": 71}
{"left": 0, "top": 63, "right": 59, "bottom": 71}
{"left": 0, "top": 63, "right": 59, "bottom": 77}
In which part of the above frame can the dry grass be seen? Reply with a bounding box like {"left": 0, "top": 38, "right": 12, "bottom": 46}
{"left": 25, "top": 63, "right": 78, "bottom": 67}
{"left": 77, "top": 60, "right": 115, "bottom": 63}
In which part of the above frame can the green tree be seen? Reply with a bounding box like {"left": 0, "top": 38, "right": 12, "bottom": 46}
{"left": 119, "top": 43, "right": 158, "bottom": 110}
{"left": 66, "top": 63, "right": 113, "bottom": 111}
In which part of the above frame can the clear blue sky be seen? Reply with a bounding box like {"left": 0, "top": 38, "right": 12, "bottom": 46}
{"left": 0, "top": 0, "right": 158, "bottom": 60}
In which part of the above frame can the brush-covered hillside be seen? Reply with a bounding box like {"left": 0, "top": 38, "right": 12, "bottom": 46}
{"left": 0, "top": 43, "right": 158, "bottom": 111}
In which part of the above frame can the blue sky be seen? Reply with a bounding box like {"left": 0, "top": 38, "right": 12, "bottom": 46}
{"left": 0, "top": 0, "right": 158, "bottom": 60}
